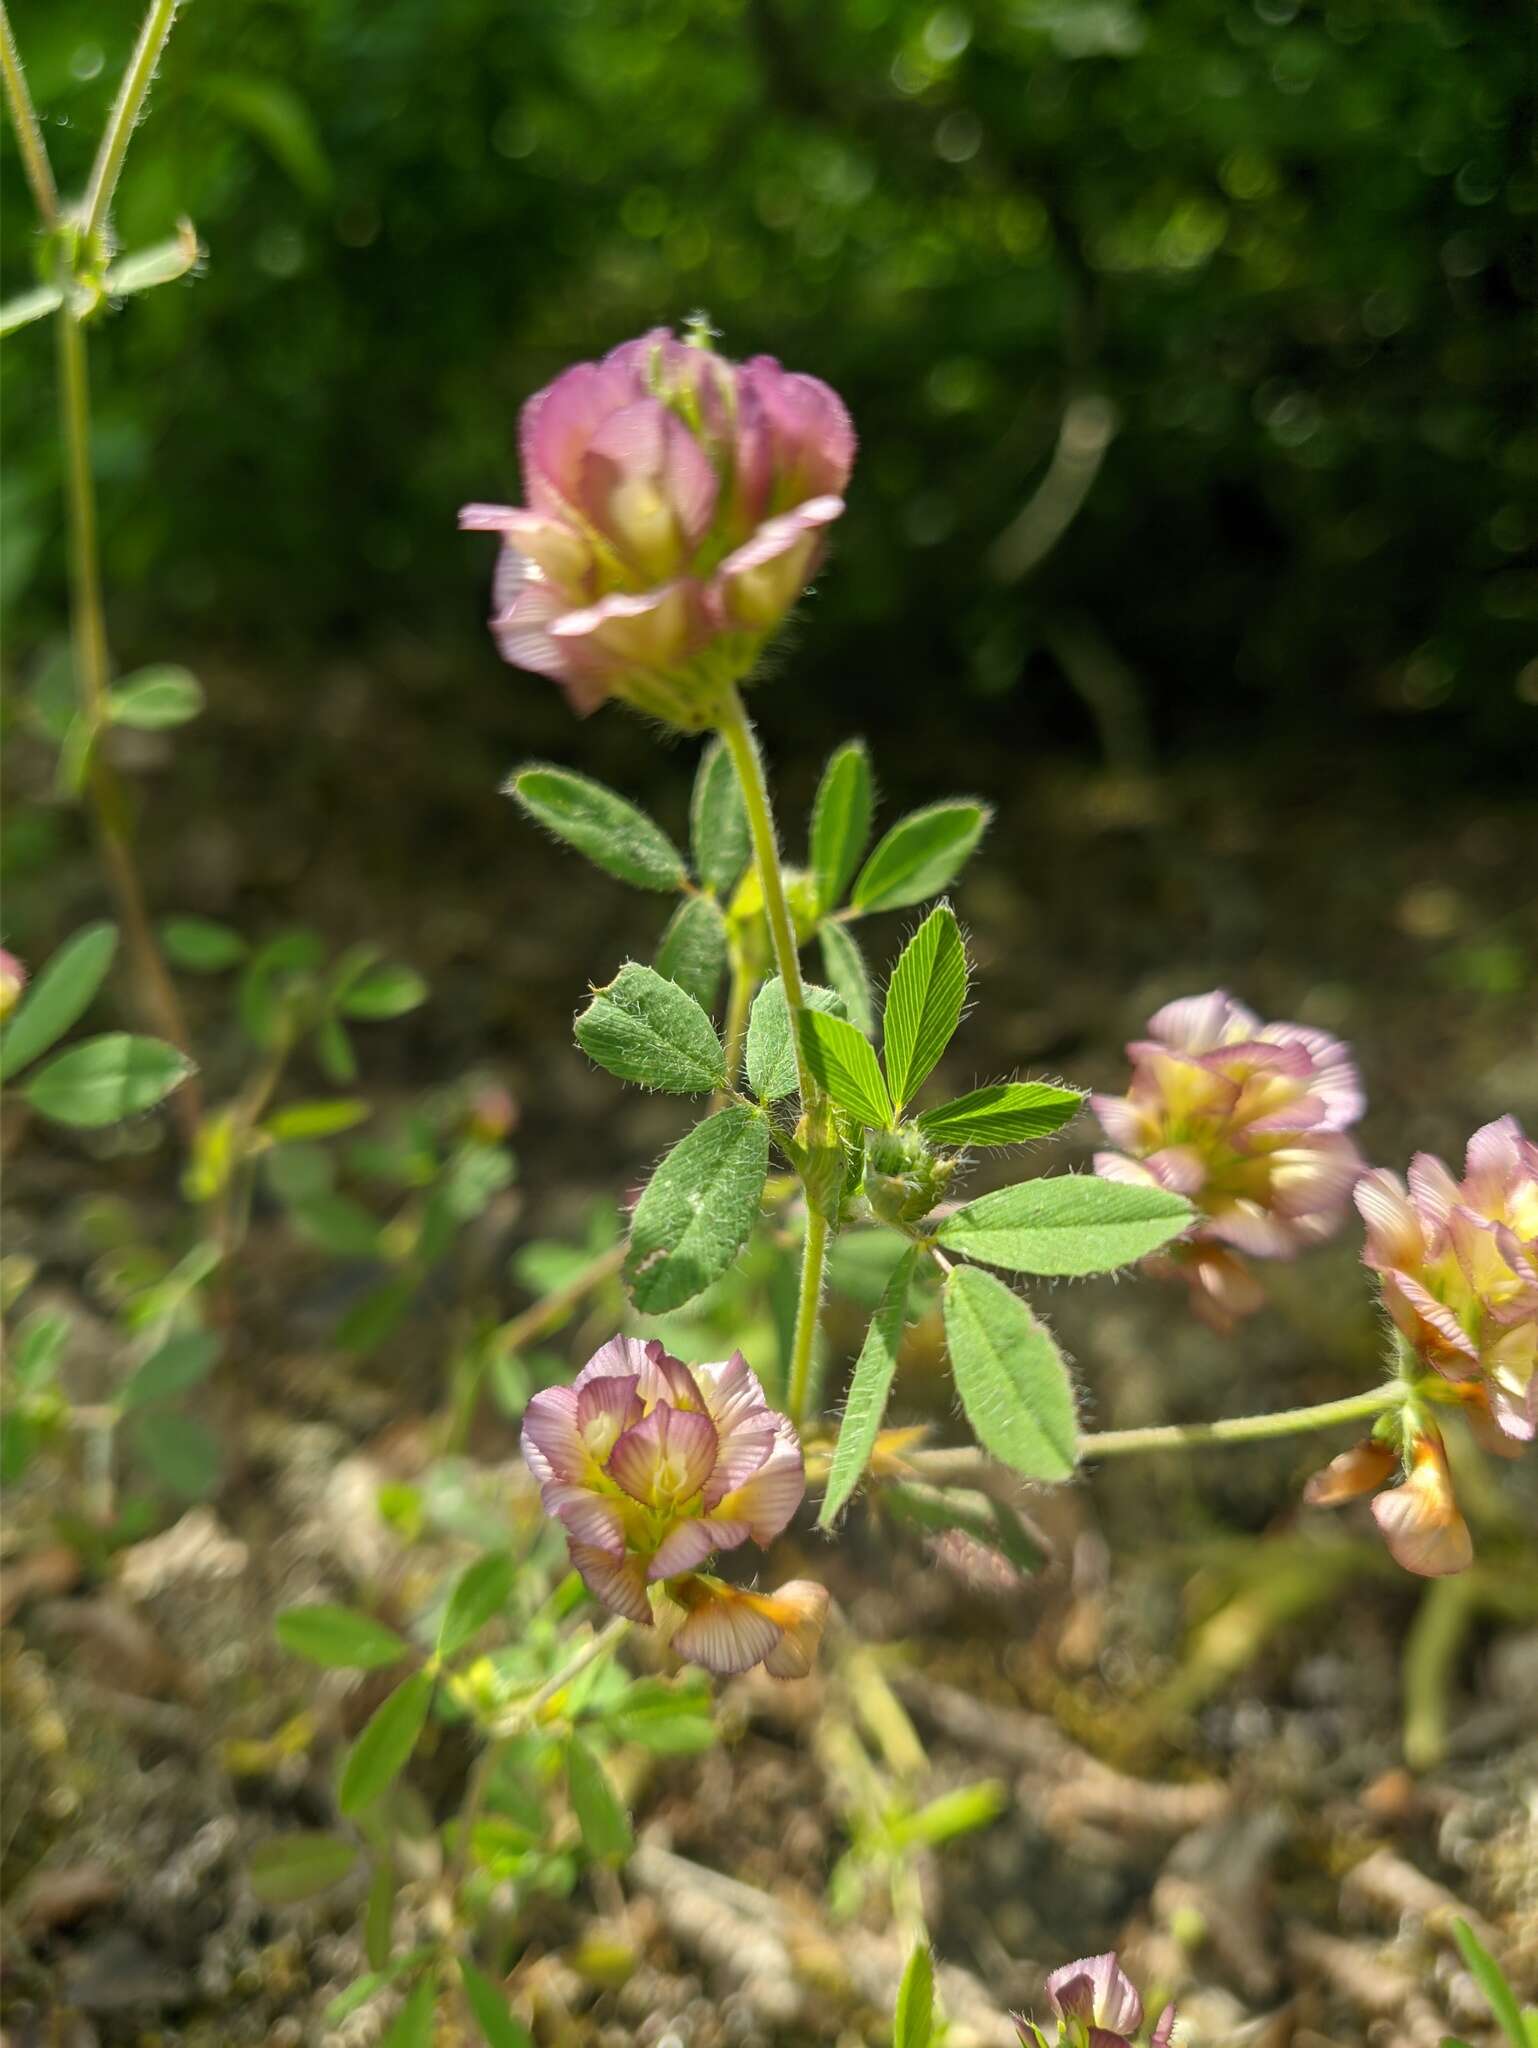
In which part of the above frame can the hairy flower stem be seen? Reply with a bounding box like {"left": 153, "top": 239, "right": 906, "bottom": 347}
{"left": 56, "top": 302, "right": 200, "bottom": 1141}
{"left": 0, "top": 4, "right": 58, "bottom": 227}
{"left": 720, "top": 946, "right": 755, "bottom": 1090}
{"left": 1080, "top": 1382, "right": 1403, "bottom": 1458}
{"left": 786, "top": 1204, "right": 829, "bottom": 1428}
{"left": 451, "top": 1614, "right": 630, "bottom": 1904}
{"left": 82, "top": 0, "right": 183, "bottom": 247}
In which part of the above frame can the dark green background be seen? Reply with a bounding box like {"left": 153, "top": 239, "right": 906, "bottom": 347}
{"left": 2, "top": 0, "right": 1534, "bottom": 769}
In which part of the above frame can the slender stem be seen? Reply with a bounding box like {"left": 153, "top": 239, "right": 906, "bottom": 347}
{"left": 1075, "top": 1383, "right": 1403, "bottom": 1458}
{"left": 494, "top": 1241, "right": 626, "bottom": 1359}
{"left": 0, "top": 1, "right": 58, "bottom": 227}
{"left": 452, "top": 1614, "right": 630, "bottom": 1899}
{"left": 714, "top": 683, "right": 817, "bottom": 1108}
{"left": 720, "top": 947, "right": 754, "bottom": 1091}
{"left": 55, "top": 302, "right": 200, "bottom": 1139}
{"left": 82, "top": 0, "right": 183, "bottom": 247}
{"left": 786, "top": 1203, "right": 829, "bottom": 1428}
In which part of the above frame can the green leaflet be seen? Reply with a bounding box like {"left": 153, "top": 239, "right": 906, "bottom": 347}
{"left": 248, "top": 1832, "right": 358, "bottom": 1904}
{"left": 0, "top": 921, "right": 118, "bottom": 1080}
{"left": 437, "top": 1552, "right": 516, "bottom": 1657}
{"left": 892, "top": 1941, "right": 934, "bottom": 2048}
{"left": 819, "top": 1246, "right": 918, "bottom": 1528}
{"left": 276, "top": 1603, "right": 410, "bottom": 1669}
{"left": 881, "top": 904, "right": 967, "bottom": 1111}
{"left": 509, "top": 764, "right": 687, "bottom": 892}
{"left": 941, "top": 1264, "right": 1078, "bottom": 1480}
{"left": 915, "top": 1081, "right": 1082, "bottom": 1148}
{"left": 106, "top": 665, "right": 204, "bottom": 730}
{"left": 690, "top": 737, "right": 751, "bottom": 895}
{"left": 819, "top": 920, "right": 876, "bottom": 1035}
{"left": 851, "top": 801, "right": 990, "bottom": 914}
{"left": 459, "top": 1960, "right": 535, "bottom": 2048}
{"left": 655, "top": 894, "right": 729, "bottom": 1014}
{"left": 799, "top": 1009, "right": 894, "bottom": 1129}
{"left": 575, "top": 962, "right": 725, "bottom": 1094}
{"left": 936, "top": 1176, "right": 1193, "bottom": 1276}
{"left": 21, "top": 1032, "right": 195, "bottom": 1128}
{"left": 338, "top": 1671, "right": 434, "bottom": 1814}
{"left": 810, "top": 739, "right": 874, "bottom": 913}
{"left": 745, "top": 977, "right": 846, "bottom": 1102}
{"left": 565, "top": 1734, "right": 634, "bottom": 1861}
{"left": 624, "top": 1105, "right": 770, "bottom": 1311}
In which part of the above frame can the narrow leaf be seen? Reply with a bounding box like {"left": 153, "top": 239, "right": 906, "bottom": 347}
{"left": 799, "top": 1010, "right": 894, "bottom": 1130}
{"left": 103, "top": 219, "right": 201, "bottom": 298}
{"left": 851, "top": 802, "right": 991, "bottom": 915}
{"left": 690, "top": 738, "right": 751, "bottom": 896}
{"left": 893, "top": 1941, "right": 934, "bottom": 2048}
{"left": 509, "top": 765, "right": 686, "bottom": 892}
{"left": 819, "top": 920, "right": 876, "bottom": 1035}
{"left": 263, "top": 1098, "right": 371, "bottom": 1142}
{"left": 107, "top": 665, "right": 204, "bottom": 730}
{"left": 277, "top": 1604, "right": 410, "bottom": 1670}
{"left": 248, "top": 1832, "right": 358, "bottom": 1904}
{"left": 0, "top": 922, "right": 118, "bottom": 1080}
{"left": 339, "top": 1672, "right": 434, "bottom": 1815}
{"left": 890, "top": 1779, "right": 1008, "bottom": 1848}
{"left": 159, "top": 916, "right": 248, "bottom": 971}
{"left": 566, "top": 1734, "right": 634, "bottom": 1862}
{"left": 624, "top": 1106, "right": 770, "bottom": 1311}
{"left": 288, "top": 1193, "right": 382, "bottom": 1259}
{"left": 380, "top": 1974, "right": 436, "bottom": 2048}
{"left": 1451, "top": 1920, "right": 1526, "bottom": 2047}
{"left": 935, "top": 1177, "right": 1193, "bottom": 1276}
{"left": 128, "top": 1411, "right": 221, "bottom": 1497}
{"left": 881, "top": 904, "right": 967, "bottom": 1111}
{"left": 0, "top": 282, "right": 65, "bottom": 337}
{"left": 438, "top": 1553, "right": 516, "bottom": 1658}
{"left": 745, "top": 978, "right": 845, "bottom": 1103}
{"left": 942, "top": 1264, "right": 1078, "bottom": 1480}
{"left": 459, "top": 1960, "right": 534, "bottom": 2048}
{"left": 820, "top": 1247, "right": 917, "bottom": 1528}
{"left": 338, "top": 964, "right": 428, "bottom": 1020}
{"left": 810, "top": 740, "right": 874, "bottom": 913}
{"left": 22, "top": 1033, "right": 194, "bottom": 1128}
{"left": 916, "top": 1082, "right": 1082, "bottom": 1148}
{"left": 655, "top": 894, "right": 729, "bottom": 1015}
{"left": 120, "top": 1329, "right": 220, "bottom": 1410}
{"left": 575, "top": 962, "right": 725, "bottom": 1095}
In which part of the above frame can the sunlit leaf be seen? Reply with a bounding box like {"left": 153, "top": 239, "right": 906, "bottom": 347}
{"left": 745, "top": 977, "right": 845, "bottom": 1102}
{"left": 799, "top": 1009, "right": 893, "bottom": 1129}
{"left": 339, "top": 1672, "right": 434, "bottom": 1815}
{"left": 941, "top": 1264, "right": 1078, "bottom": 1480}
{"left": 851, "top": 802, "right": 990, "bottom": 915}
{"left": 810, "top": 740, "right": 874, "bottom": 913}
{"left": 916, "top": 1082, "right": 1082, "bottom": 1148}
{"left": 881, "top": 904, "right": 967, "bottom": 1111}
{"left": 565, "top": 1734, "right": 633, "bottom": 1862}
{"left": 107, "top": 666, "right": 204, "bottom": 729}
{"left": 0, "top": 922, "right": 118, "bottom": 1081}
{"left": 892, "top": 1939, "right": 934, "bottom": 2048}
{"left": 509, "top": 765, "right": 686, "bottom": 892}
{"left": 576, "top": 962, "right": 725, "bottom": 1094}
{"left": 690, "top": 737, "right": 751, "bottom": 895}
{"left": 624, "top": 1105, "right": 769, "bottom": 1311}
{"left": 819, "top": 1247, "right": 917, "bottom": 1528}
{"left": 655, "top": 894, "right": 729, "bottom": 1014}
{"left": 23, "top": 1033, "right": 194, "bottom": 1127}
{"left": 936, "top": 1176, "right": 1192, "bottom": 1276}
{"left": 277, "top": 1603, "right": 410, "bottom": 1670}
{"left": 819, "top": 920, "right": 876, "bottom": 1034}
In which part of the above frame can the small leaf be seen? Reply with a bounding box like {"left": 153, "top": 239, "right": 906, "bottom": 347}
{"left": 575, "top": 962, "right": 725, "bottom": 1095}
{"left": 380, "top": 1974, "right": 437, "bottom": 2048}
{"left": 624, "top": 1106, "right": 769, "bottom": 1311}
{"left": 128, "top": 1410, "right": 222, "bottom": 1496}
{"left": 121, "top": 1329, "right": 220, "bottom": 1410}
{"left": 820, "top": 1247, "right": 918, "bottom": 1528}
{"left": 102, "top": 220, "right": 201, "bottom": 298}
{"left": 263, "top": 1098, "right": 372, "bottom": 1142}
{"left": 935, "top": 1177, "right": 1193, "bottom": 1276}
{"left": 12, "top": 1309, "right": 70, "bottom": 1393}
{"left": 277, "top": 1604, "right": 410, "bottom": 1670}
{"left": 746, "top": 978, "right": 845, "bottom": 1103}
{"left": 248, "top": 1832, "right": 358, "bottom": 1904}
{"left": 23, "top": 1032, "right": 194, "bottom": 1128}
{"left": 893, "top": 1940, "right": 934, "bottom": 2048}
{"left": 460, "top": 1960, "right": 534, "bottom": 2048}
{"left": 810, "top": 740, "right": 874, "bottom": 913}
{"left": 314, "top": 1016, "right": 358, "bottom": 1083}
{"left": 819, "top": 921, "right": 876, "bottom": 1035}
{"left": 509, "top": 765, "right": 686, "bottom": 893}
{"left": 942, "top": 1264, "right": 1078, "bottom": 1480}
{"left": 916, "top": 1082, "right": 1082, "bottom": 1148}
{"left": 654, "top": 895, "right": 729, "bottom": 1015}
{"left": 107, "top": 666, "right": 205, "bottom": 729}
{"left": 851, "top": 802, "right": 991, "bottom": 915}
{"left": 288, "top": 1193, "right": 383, "bottom": 1259}
{"left": 890, "top": 1779, "right": 1008, "bottom": 1848}
{"left": 0, "top": 281, "right": 65, "bottom": 337}
{"left": 690, "top": 738, "right": 751, "bottom": 896}
{"left": 0, "top": 922, "right": 118, "bottom": 1080}
{"left": 438, "top": 1553, "right": 516, "bottom": 1658}
{"left": 799, "top": 1010, "right": 894, "bottom": 1130}
{"left": 339, "top": 1671, "right": 434, "bottom": 1815}
{"left": 159, "top": 916, "right": 248, "bottom": 972}
{"left": 338, "top": 964, "right": 428, "bottom": 1020}
{"left": 1451, "top": 1920, "right": 1526, "bottom": 2047}
{"left": 601, "top": 1676, "right": 717, "bottom": 1755}
{"left": 364, "top": 1861, "right": 395, "bottom": 1971}
{"left": 881, "top": 904, "right": 968, "bottom": 1111}
{"left": 565, "top": 1734, "right": 634, "bottom": 1862}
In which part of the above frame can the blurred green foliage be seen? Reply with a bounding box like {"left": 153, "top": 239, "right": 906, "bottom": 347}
{"left": 2, "top": 0, "right": 1533, "bottom": 750}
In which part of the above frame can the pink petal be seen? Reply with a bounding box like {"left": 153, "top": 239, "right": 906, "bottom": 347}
{"left": 646, "top": 1515, "right": 751, "bottom": 1580}
{"left": 576, "top": 398, "right": 718, "bottom": 573}
{"left": 1393, "top": 1271, "right": 1481, "bottom": 1362}
{"left": 548, "top": 579, "right": 710, "bottom": 675}
{"left": 520, "top": 356, "right": 644, "bottom": 516}
{"left": 641, "top": 1340, "right": 708, "bottom": 1412}
{"left": 1371, "top": 1436, "right": 1473, "bottom": 1577}
{"left": 738, "top": 358, "right": 856, "bottom": 502}
{"left": 575, "top": 1335, "right": 655, "bottom": 1392}
{"left": 1462, "top": 1114, "right": 1528, "bottom": 1210}
{"left": 693, "top": 1349, "right": 773, "bottom": 1436}
{"left": 711, "top": 1418, "right": 805, "bottom": 1542}
{"left": 1256, "top": 1021, "right": 1365, "bottom": 1129}
{"left": 541, "top": 1482, "right": 627, "bottom": 1556}
{"left": 670, "top": 1582, "right": 784, "bottom": 1675}
{"left": 608, "top": 1405, "right": 719, "bottom": 1508}
{"left": 576, "top": 1373, "right": 646, "bottom": 1461}
{"left": 1150, "top": 2005, "right": 1178, "bottom": 2048}
{"left": 1407, "top": 1151, "right": 1460, "bottom": 1243}
{"left": 1046, "top": 1953, "right": 1142, "bottom": 2032}
{"left": 758, "top": 1580, "right": 830, "bottom": 1679}
{"left": 520, "top": 1387, "right": 583, "bottom": 1485}
{"left": 1356, "top": 1169, "right": 1422, "bottom": 1269}
{"left": 1089, "top": 1092, "right": 1147, "bottom": 1150}
{"left": 1265, "top": 1135, "right": 1364, "bottom": 1224}
{"left": 1144, "top": 990, "right": 1256, "bottom": 1055}
{"left": 1142, "top": 1145, "right": 1208, "bottom": 1196}
{"left": 568, "top": 1541, "right": 653, "bottom": 1624}
{"left": 1205, "top": 1198, "right": 1303, "bottom": 1259}
{"left": 1092, "top": 1151, "right": 1162, "bottom": 1190}
{"left": 714, "top": 497, "right": 844, "bottom": 630}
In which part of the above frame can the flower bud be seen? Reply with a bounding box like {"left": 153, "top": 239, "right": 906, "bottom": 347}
{"left": 0, "top": 949, "right": 27, "bottom": 1022}
{"left": 1092, "top": 990, "right": 1365, "bottom": 1325}
{"left": 1014, "top": 1950, "right": 1176, "bottom": 2048}
{"left": 1370, "top": 1429, "right": 1473, "bottom": 1577}
{"left": 460, "top": 331, "right": 855, "bottom": 730}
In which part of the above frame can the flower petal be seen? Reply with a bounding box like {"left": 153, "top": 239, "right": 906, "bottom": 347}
{"left": 1046, "top": 1952, "right": 1143, "bottom": 2032}
{"left": 540, "top": 1483, "right": 627, "bottom": 1555}
{"left": 567, "top": 1541, "right": 653, "bottom": 1624}
{"left": 575, "top": 1334, "right": 655, "bottom": 1392}
{"left": 758, "top": 1580, "right": 830, "bottom": 1679}
{"left": 520, "top": 1387, "right": 583, "bottom": 1485}
{"left": 1145, "top": 990, "right": 1256, "bottom": 1055}
{"left": 669, "top": 1580, "right": 784, "bottom": 1675}
{"left": 608, "top": 1404, "right": 719, "bottom": 1508}
{"left": 576, "top": 1372, "right": 646, "bottom": 1461}
{"left": 646, "top": 1515, "right": 751, "bottom": 1580}
{"left": 1371, "top": 1434, "right": 1473, "bottom": 1577}
{"left": 1356, "top": 1168, "right": 1422, "bottom": 1269}
{"left": 712, "top": 1417, "right": 805, "bottom": 1542}
{"left": 1303, "top": 1438, "right": 1397, "bottom": 1506}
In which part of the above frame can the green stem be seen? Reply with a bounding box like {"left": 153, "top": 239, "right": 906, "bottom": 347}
{"left": 0, "top": 2, "right": 58, "bottom": 227}
{"left": 1080, "top": 1383, "right": 1403, "bottom": 1458}
{"left": 786, "top": 1203, "right": 829, "bottom": 1428}
{"left": 493, "top": 1241, "right": 627, "bottom": 1359}
{"left": 720, "top": 945, "right": 755, "bottom": 1091}
{"left": 714, "top": 682, "right": 816, "bottom": 1107}
{"left": 82, "top": 0, "right": 183, "bottom": 247}
{"left": 56, "top": 300, "right": 199, "bottom": 1140}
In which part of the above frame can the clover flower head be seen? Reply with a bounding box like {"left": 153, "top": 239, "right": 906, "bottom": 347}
{"left": 1305, "top": 1423, "right": 1472, "bottom": 1577}
{"left": 1015, "top": 1951, "right": 1176, "bottom": 2048}
{"left": 520, "top": 1334, "right": 826, "bottom": 1677}
{"left": 1092, "top": 990, "right": 1365, "bottom": 1327}
{"left": 460, "top": 328, "right": 855, "bottom": 728}
{"left": 0, "top": 948, "right": 25, "bottom": 1022}
{"left": 1356, "top": 1114, "right": 1537, "bottom": 1446}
